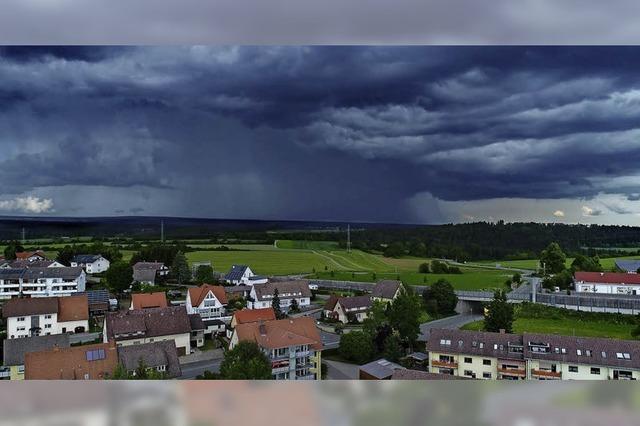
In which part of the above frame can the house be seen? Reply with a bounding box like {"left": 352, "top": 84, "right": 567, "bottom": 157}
{"left": 0, "top": 267, "right": 86, "bottom": 299}
{"left": 70, "top": 254, "right": 110, "bottom": 274}
{"left": 186, "top": 284, "right": 229, "bottom": 334}
{"left": 7, "top": 259, "right": 65, "bottom": 269}
{"left": 225, "top": 284, "right": 252, "bottom": 301}
{"left": 326, "top": 295, "right": 372, "bottom": 323}
{"left": 248, "top": 280, "right": 312, "bottom": 310}
{"left": 427, "top": 328, "right": 640, "bottom": 380}
{"left": 2, "top": 334, "right": 70, "bottom": 380}
{"left": 25, "top": 341, "right": 118, "bottom": 380}
{"left": 78, "top": 289, "right": 112, "bottom": 315}
{"left": 117, "top": 340, "right": 182, "bottom": 378}
{"left": 224, "top": 265, "right": 265, "bottom": 285}
{"left": 15, "top": 251, "right": 48, "bottom": 262}
{"left": 3, "top": 294, "right": 89, "bottom": 339}
{"left": 322, "top": 295, "right": 339, "bottom": 318}
{"left": 372, "top": 280, "right": 402, "bottom": 303}
{"left": 227, "top": 307, "right": 276, "bottom": 338}
{"left": 103, "top": 306, "right": 196, "bottom": 356}
{"left": 574, "top": 271, "right": 640, "bottom": 295}
{"left": 132, "top": 262, "right": 169, "bottom": 286}
{"left": 359, "top": 358, "right": 405, "bottom": 380}
{"left": 230, "top": 317, "right": 323, "bottom": 380}
{"left": 130, "top": 292, "right": 168, "bottom": 310}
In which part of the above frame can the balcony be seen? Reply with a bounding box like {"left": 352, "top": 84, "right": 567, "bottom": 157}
{"left": 295, "top": 374, "right": 316, "bottom": 380}
{"left": 498, "top": 367, "right": 526, "bottom": 378}
{"left": 531, "top": 369, "right": 562, "bottom": 379}
{"left": 272, "top": 366, "right": 291, "bottom": 374}
{"left": 432, "top": 360, "right": 458, "bottom": 369}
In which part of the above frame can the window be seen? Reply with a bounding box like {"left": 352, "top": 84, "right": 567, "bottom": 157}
{"left": 585, "top": 350, "right": 592, "bottom": 357}
{"left": 464, "top": 357, "right": 472, "bottom": 364}
{"left": 615, "top": 352, "right": 630, "bottom": 360}
{"left": 554, "top": 347, "right": 560, "bottom": 353}
{"left": 479, "top": 342, "right": 484, "bottom": 349}
{"left": 157, "top": 365, "right": 166, "bottom": 372}
{"left": 45, "top": 314, "right": 52, "bottom": 319}
{"left": 482, "top": 372, "right": 492, "bottom": 379}
{"left": 591, "top": 368, "right": 600, "bottom": 375}
{"left": 493, "top": 344, "right": 498, "bottom": 350}
{"left": 464, "top": 370, "right": 474, "bottom": 377}
{"left": 472, "top": 341, "right": 477, "bottom": 348}
{"left": 440, "top": 339, "right": 451, "bottom": 346}
{"left": 458, "top": 340, "right": 463, "bottom": 348}
{"left": 561, "top": 348, "right": 567, "bottom": 354}
{"left": 17, "top": 317, "right": 25, "bottom": 322}
{"left": 86, "top": 349, "right": 106, "bottom": 361}
{"left": 601, "top": 351, "right": 607, "bottom": 358}
{"left": 483, "top": 359, "right": 491, "bottom": 366}
{"left": 576, "top": 349, "right": 582, "bottom": 356}
{"left": 44, "top": 324, "right": 51, "bottom": 329}
{"left": 569, "top": 366, "right": 578, "bottom": 373}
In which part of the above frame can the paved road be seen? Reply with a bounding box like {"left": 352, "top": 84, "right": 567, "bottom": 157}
{"left": 320, "top": 330, "right": 341, "bottom": 349}
{"left": 419, "top": 313, "right": 483, "bottom": 341}
{"left": 179, "top": 358, "right": 223, "bottom": 379}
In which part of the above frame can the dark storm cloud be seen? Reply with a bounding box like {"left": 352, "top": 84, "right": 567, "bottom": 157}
{"left": 2, "top": 46, "right": 640, "bottom": 221}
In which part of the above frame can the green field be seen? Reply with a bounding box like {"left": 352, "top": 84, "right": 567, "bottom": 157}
{"left": 275, "top": 240, "right": 340, "bottom": 250}
{"left": 462, "top": 318, "right": 636, "bottom": 340}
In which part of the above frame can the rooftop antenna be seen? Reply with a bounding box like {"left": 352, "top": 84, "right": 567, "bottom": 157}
{"left": 21, "top": 227, "right": 26, "bottom": 245}
{"left": 161, "top": 219, "right": 165, "bottom": 243}
{"left": 347, "top": 224, "right": 351, "bottom": 253}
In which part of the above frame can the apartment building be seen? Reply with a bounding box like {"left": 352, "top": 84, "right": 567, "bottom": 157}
{"left": 427, "top": 328, "right": 640, "bottom": 380}
{"left": 248, "top": 280, "right": 311, "bottom": 310}
{"left": 3, "top": 295, "right": 89, "bottom": 339}
{"left": 0, "top": 267, "right": 86, "bottom": 299}
{"left": 229, "top": 317, "right": 322, "bottom": 380}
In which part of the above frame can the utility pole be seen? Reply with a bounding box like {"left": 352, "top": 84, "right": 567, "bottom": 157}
{"left": 161, "top": 219, "right": 165, "bottom": 243}
{"left": 21, "top": 227, "right": 26, "bottom": 245}
{"left": 347, "top": 224, "right": 351, "bottom": 253}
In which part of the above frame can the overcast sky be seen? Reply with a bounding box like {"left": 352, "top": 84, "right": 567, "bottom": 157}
{"left": 1, "top": 46, "right": 640, "bottom": 224}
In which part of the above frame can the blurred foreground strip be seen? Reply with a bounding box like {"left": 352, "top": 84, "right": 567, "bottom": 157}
{"left": 0, "top": 381, "right": 638, "bottom": 426}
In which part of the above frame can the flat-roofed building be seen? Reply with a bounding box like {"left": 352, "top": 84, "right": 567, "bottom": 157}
{"left": 574, "top": 271, "right": 640, "bottom": 295}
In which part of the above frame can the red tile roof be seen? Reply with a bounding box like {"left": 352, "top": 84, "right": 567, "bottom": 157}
{"left": 131, "top": 292, "right": 168, "bottom": 310}
{"left": 233, "top": 308, "right": 276, "bottom": 325}
{"left": 574, "top": 271, "right": 640, "bottom": 285}
{"left": 57, "top": 295, "right": 89, "bottom": 322}
{"left": 188, "top": 284, "right": 228, "bottom": 307}
{"left": 235, "top": 317, "right": 322, "bottom": 350}
{"left": 25, "top": 341, "right": 118, "bottom": 380}
{"left": 15, "top": 250, "right": 47, "bottom": 260}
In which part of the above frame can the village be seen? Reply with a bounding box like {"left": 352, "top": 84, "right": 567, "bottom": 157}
{"left": 2, "top": 243, "right": 640, "bottom": 381}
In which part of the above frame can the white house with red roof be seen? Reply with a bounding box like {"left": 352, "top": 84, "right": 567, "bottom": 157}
{"left": 186, "top": 284, "right": 231, "bottom": 334}
{"left": 574, "top": 271, "right": 640, "bottom": 295}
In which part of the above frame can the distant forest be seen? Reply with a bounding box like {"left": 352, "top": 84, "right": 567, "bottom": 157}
{"left": 1, "top": 217, "right": 640, "bottom": 261}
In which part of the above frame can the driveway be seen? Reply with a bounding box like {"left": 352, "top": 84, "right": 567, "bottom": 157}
{"left": 179, "top": 348, "right": 223, "bottom": 365}
{"left": 320, "top": 330, "right": 341, "bottom": 349}
{"left": 419, "top": 313, "right": 483, "bottom": 342}
{"left": 179, "top": 358, "right": 224, "bottom": 379}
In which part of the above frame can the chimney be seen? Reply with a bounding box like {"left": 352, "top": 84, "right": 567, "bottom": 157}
{"left": 259, "top": 321, "right": 267, "bottom": 336}
{"left": 499, "top": 329, "right": 505, "bottom": 334}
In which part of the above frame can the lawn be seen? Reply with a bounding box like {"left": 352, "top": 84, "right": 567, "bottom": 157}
{"left": 275, "top": 240, "right": 340, "bottom": 250}
{"left": 477, "top": 255, "right": 640, "bottom": 272}
{"left": 310, "top": 268, "right": 512, "bottom": 291}
{"left": 462, "top": 318, "right": 636, "bottom": 340}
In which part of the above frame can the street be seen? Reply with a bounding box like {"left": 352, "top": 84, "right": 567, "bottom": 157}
{"left": 179, "top": 358, "right": 223, "bottom": 379}
{"left": 419, "top": 313, "right": 483, "bottom": 341}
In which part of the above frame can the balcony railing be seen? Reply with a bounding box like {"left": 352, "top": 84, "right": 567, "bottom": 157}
{"left": 272, "top": 366, "right": 291, "bottom": 374}
{"left": 295, "top": 374, "right": 316, "bottom": 380}
{"left": 531, "top": 369, "right": 562, "bottom": 379}
{"left": 498, "top": 367, "right": 526, "bottom": 377}
{"left": 432, "top": 360, "right": 458, "bottom": 369}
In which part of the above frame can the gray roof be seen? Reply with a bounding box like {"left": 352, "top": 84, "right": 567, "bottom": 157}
{"left": 225, "top": 264, "right": 249, "bottom": 281}
{"left": 359, "top": 358, "right": 404, "bottom": 379}
{"left": 428, "top": 328, "right": 640, "bottom": 370}
{"left": 338, "top": 295, "right": 372, "bottom": 311}
{"left": 405, "top": 351, "right": 429, "bottom": 361}
{"left": 3, "top": 334, "right": 70, "bottom": 366}
{"left": 188, "top": 313, "right": 205, "bottom": 331}
{"left": 0, "top": 266, "right": 85, "bottom": 281}
{"left": 372, "top": 280, "right": 401, "bottom": 299}
{"left": 2, "top": 297, "right": 59, "bottom": 318}
{"left": 133, "top": 262, "right": 166, "bottom": 271}
{"left": 117, "top": 340, "right": 181, "bottom": 378}
{"left": 78, "top": 289, "right": 110, "bottom": 305}
{"left": 252, "top": 280, "right": 311, "bottom": 302}
{"left": 615, "top": 259, "right": 640, "bottom": 272}
{"left": 71, "top": 254, "right": 103, "bottom": 264}
{"left": 105, "top": 306, "right": 192, "bottom": 341}
{"left": 9, "top": 260, "right": 58, "bottom": 269}
{"left": 133, "top": 269, "right": 157, "bottom": 283}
